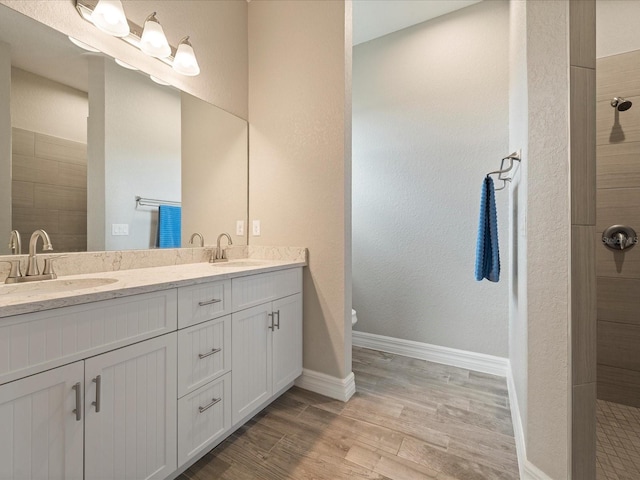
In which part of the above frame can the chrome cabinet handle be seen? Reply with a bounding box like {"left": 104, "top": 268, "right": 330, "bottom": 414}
{"left": 268, "top": 312, "right": 274, "bottom": 331}
{"left": 198, "top": 348, "right": 221, "bottom": 359}
{"left": 92, "top": 375, "right": 101, "bottom": 413}
{"left": 72, "top": 382, "right": 82, "bottom": 421}
{"left": 198, "top": 298, "right": 222, "bottom": 307}
{"left": 198, "top": 397, "right": 221, "bottom": 413}
{"left": 275, "top": 310, "right": 280, "bottom": 330}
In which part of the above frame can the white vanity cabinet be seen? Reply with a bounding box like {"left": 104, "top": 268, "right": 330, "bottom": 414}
{"left": 0, "top": 263, "right": 304, "bottom": 480}
{"left": 231, "top": 269, "right": 302, "bottom": 425}
{"left": 0, "top": 331, "right": 178, "bottom": 480}
{"left": 84, "top": 334, "right": 177, "bottom": 480}
{"left": 0, "top": 361, "right": 84, "bottom": 480}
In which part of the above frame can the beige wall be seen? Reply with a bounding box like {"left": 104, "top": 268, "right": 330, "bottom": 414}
{"left": 526, "top": 3, "right": 570, "bottom": 476}
{"left": 0, "top": 41, "right": 11, "bottom": 254}
{"left": 248, "top": 0, "right": 352, "bottom": 380}
{"left": 597, "top": 0, "right": 640, "bottom": 58}
{"left": 11, "top": 67, "right": 87, "bottom": 143}
{"left": 181, "top": 92, "right": 248, "bottom": 247}
{"left": 0, "top": 0, "right": 248, "bottom": 120}
{"left": 510, "top": 1, "right": 572, "bottom": 478}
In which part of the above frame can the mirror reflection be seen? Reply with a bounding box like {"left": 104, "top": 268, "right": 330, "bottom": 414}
{"left": 0, "top": 4, "right": 248, "bottom": 255}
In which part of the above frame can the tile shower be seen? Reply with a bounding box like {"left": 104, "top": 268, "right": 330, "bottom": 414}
{"left": 596, "top": 47, "right": 640, "bottom": 479}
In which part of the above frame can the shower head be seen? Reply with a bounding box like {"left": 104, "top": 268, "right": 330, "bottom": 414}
{"left": 611, "top": 97, "right": 633, "bottom": 111}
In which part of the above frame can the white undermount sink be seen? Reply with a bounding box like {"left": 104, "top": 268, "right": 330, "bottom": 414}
{"left": 0, "top": 277, "right": 119, "bottom": 296}
{"left": 211, "top": 260, "right": 270, "bottom": 268}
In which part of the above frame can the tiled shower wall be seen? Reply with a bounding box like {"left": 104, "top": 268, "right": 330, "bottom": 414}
{"left": 11, "top": 127, "right": 87, "bottom": 252}
{"left": 596, "top": 49, "right": 640, "bottom": 406}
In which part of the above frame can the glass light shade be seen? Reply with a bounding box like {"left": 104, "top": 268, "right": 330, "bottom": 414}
{"left": 140, "top": 13, "right": 171, "bottom": 58}
{"left": 114, "top": 58, "right": 138, "bottom": 70}
{"left": 172, "top": 37, "right": 200, "bottom": 76}
{"left": 68, "top": 36, "right": 100, "bottom": 53}
{"left": 149, "top": 75, "right": 170, "bottom": 86}
{"left": 90, "top": 0, "right": 129, "bottom": 37}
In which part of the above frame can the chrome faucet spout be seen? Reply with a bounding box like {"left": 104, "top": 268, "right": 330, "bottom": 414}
{"left": 8, "top": 230, "right": 21, "bottom": 255}
{"left": 212, "top": 233, "right": 233, "bottom": 262}
{"left": 189, "top": 232, "right": 204, "bottom": 247}
{"left": 26, "top": 229, "right": 53, "bottom": 276}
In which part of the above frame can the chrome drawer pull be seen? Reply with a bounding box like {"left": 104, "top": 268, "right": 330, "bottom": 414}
{"left": 268, "top": 312, "right": 274, "bottom": 331}
{"left": 275, "top": 310, "right": 280, "bottom": 330}
{"left": 198, "top": 298, "right": 222, "bottom": 307}
{"left": 92, "top": 375, "right": 101, "bottom": 413}
{"left": 198, "top": 347, "right": 221, "bottom": 359}
{"left": 72, "top": 382, "right": 82, "bottom": 421}
{"left": 198, "top": 397, "right": 221, "bottom": 413}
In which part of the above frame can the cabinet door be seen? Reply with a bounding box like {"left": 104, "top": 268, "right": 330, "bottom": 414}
{"left": 231, "top": 304, "right": 272, "bottom": 425}
{"left": 0, "top": 361, "right": 84, "bottom": 480}
{"left": 272, "top": 293, "right": 303, "bottom": 393}
{"left": 84, "top": 334, "right": 177, "bottom": 480}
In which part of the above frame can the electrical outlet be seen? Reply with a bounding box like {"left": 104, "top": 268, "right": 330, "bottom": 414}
{"left": 236, "top": 220, "right": 245, "bottom": 236}
{"left": 252, "top": 220, "right": 261, "bottom": 236}
{"left": 111, "top": 224, "right": 129, "bottom": 236}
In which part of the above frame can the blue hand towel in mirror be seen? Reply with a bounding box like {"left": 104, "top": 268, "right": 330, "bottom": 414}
{"left": 158, "top": 205, "right": 181, "bottom": 248}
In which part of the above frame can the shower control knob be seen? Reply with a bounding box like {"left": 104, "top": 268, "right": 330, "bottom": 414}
{"left": 602, "top": 225, "right": 638, "bottom": 251}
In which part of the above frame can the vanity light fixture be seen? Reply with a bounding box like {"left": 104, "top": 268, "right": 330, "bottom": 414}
{"left": 90, "top": 0, "right": 129, "bottom": 37}
{"left": 140, "top": 12, "right": 171, "bottom": 58}
{"left": 172, "top": 37, "right": 200, "bottom": 76}
{"left": 68, "top": 36, "right": 100, "bottom": 53}
{"left": 75, "top": 0, "right": 201, "bottom": 77}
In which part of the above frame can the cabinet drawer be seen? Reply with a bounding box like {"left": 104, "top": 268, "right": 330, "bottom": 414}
{"left": 178, "top": 279, "right": 231, "bottom": 328}
{"left": 178, "top": 372, "right": 231, "bottom": 468}
{"left": 0, "top": 289, "right": 178, "bottom": 386}
{"left": 178, "top": 315, "right": 231, "bottom": 397}
{"left": 232, "top": 268, "right": 302, "bottom": 311}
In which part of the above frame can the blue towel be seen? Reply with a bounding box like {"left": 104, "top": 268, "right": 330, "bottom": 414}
{"left": 157, "top": 205, "right": 181, "bottom": 248}
{"left": 475, "top": 176, "right": 500, "bottom": 282}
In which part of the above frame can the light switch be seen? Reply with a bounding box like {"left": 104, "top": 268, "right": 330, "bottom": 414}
{"left": 111, "top": 224, "right": 129, "bottom": 236}
{"left": 252, "top": 220, "right": 261, "bottom": 236}
{"left": 236, "top": 220, "right": 245, "bottom": 236}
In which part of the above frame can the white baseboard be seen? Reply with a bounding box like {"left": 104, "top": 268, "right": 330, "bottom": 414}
{"left": 352, "top": 331, "right": 509, "bottom": 377}
{"left": 295, "top": 369, "right": 356, "bottom": 402}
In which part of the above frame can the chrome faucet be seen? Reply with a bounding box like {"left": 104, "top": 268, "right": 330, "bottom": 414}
{"left": 26, "top": 229, "right": 53, "bottom": 276}
{"left": 189, "top": 232, "right": 204, "bottom": 247}
{"left": 8, "top": 230, "right": 21, "bottom": 255}
{"left": 211, "top": 233, "right": 233, "bottom": 263}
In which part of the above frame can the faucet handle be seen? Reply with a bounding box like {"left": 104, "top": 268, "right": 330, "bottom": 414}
{"left": 1, "top": 259, "right": 23, "bottom": 284}
{"left": 43, "top": 255, "right": 67, "bottom": 279}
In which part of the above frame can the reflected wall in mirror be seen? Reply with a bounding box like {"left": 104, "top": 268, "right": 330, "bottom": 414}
{"left": 0, "top": 4, "right": 248, "bottom": 255}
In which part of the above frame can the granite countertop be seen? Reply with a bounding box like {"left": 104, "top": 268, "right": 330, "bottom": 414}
{"left": 0, "top": 259, "right": 305, "bottom": 318}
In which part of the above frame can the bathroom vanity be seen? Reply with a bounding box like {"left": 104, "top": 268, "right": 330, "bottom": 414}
{"left": 0, "top": 258, "right": 304, "bottom": 480}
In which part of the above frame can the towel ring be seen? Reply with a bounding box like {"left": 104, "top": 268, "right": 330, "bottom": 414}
{"left": 486, "top": 151, "right": 521, "bottom": 190}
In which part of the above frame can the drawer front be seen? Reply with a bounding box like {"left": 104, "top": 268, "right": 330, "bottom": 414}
{"left": 178, "top": 280, "right": 231, "bottom": 328}
{"left": 0, "top": 289, "right": 177, "bottom": 386}
{"left": 232, "top": 268, "right": 302, "bottom": 311}
{"left": 178, "top": 372, "right": 231, "bottom": 468}
{"left": 178, "top": 315, "right": 231, "bottom": 397}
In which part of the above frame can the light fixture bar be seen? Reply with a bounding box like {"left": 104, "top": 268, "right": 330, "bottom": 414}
{"left": 75, "top": 0, "right": 177, "bottom": 67}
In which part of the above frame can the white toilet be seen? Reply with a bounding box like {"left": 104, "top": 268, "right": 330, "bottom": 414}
{"left": 351, "top": 308, "right": 358, "bottom": 326}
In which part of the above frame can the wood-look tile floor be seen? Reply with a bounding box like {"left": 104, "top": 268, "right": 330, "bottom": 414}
{"left": 179, "top": 347, "right": 520, "bottom": 480}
